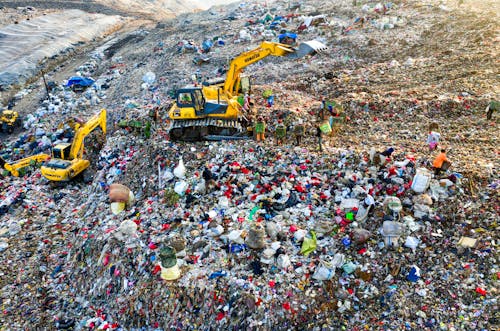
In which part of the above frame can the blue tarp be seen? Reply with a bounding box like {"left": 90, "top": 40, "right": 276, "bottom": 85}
{"left": 66, "top": 76, "right": 95, "bottom": 88}
{"left": 278, "top": 32, "right": 297, "bottom": 43}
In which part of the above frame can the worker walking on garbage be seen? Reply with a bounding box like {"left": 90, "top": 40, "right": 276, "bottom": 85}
{"left": 293, "top": 119, "right": 305, "bottom": 146}
{"left": 486, "top": 100, "right": 498, "bottom": 120}
{"left": 202, "top": 165, "right": 217, "bottom": 193}
{"left": 316, "top": 125, "right": 323, "bottom": 152}
{"left": 432, "top": 149, "right": 450, "bottom": 176}
{"left": 426, "top": 131, "right": 441, "bottom": 151}
{"left": 275, "top": 119, "right": 286, "bottom": 145}
{"left": 254, "top": 116, "right": 266, "bottom": 142}
{"left": 371, "top": 146, "right": 394, "bottom": 167}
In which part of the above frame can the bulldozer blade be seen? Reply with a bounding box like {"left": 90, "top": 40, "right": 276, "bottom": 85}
{"left": 288, "top": 40, "right": 328, "bottom": 58}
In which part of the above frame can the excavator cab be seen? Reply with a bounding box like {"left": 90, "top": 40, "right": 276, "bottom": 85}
{"left": 177, "top": 89, "right": 205, "bottom": 109}
{"left": 52, "top": 143, "right": 72, "bottom": 160}
{"left": 43, "top": 143, "right": 73, "bottom": 172}
{"left": 173, "top": 88, "right": 206, "bottom": 118}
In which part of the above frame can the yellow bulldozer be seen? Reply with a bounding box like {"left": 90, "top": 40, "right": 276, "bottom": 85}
{"left": 167, "top": 40, "right": 327, "bottom": 141}
{"left": 40, "top": 109, "right": 106, "bottom": 182}
{"left": 0, "top": 109, "right": 22, "bottom": 133}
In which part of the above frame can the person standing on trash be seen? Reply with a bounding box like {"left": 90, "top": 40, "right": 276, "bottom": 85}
{"left": 294, "top": 119, "right": 305, "bottom": 146}
{"left": 275, "top": 119, "right": 286, "bottom": 145}
{"left": 254, "top": 116, "right": 266, "bottom": 142}
{"left": 316, "top": 125, "right": 323, "bottom": 152}
{"left": 432, "top": 149, "right": 450, "bottom": 176}
{"left": 486, "top": 100, "right": 498, "bottom": 120}
{"left": 319, "top": 99, "right": 328, "bottom": 122}
{"left": 202, "top": 165, "right": 217, "bottom": 193}
{"left": 373, "top": 146, "right": 394, "bottom": 166}
{"left": 426, "top": 131, "right": 441, "bottom": 151}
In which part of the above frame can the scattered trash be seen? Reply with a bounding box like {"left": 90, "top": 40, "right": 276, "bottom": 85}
{"left": 0, "top": 0, "right": 497, "bottom": 330}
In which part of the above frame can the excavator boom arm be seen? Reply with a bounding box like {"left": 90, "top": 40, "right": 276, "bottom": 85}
{"left": 223, "top": 41, "right": 295, "bottom": 98}
{"left": 0, "top": 154, "right": 50, "bottom": 177}
{"left": 69, "top": 109, "right": 106, "bottom": 159}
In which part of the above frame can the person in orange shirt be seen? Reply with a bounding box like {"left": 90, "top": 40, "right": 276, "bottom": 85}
{"left": 432, "top": 149, "right": 449, "bottom": 176}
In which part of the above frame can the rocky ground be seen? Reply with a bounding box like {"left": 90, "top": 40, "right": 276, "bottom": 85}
{"left": 0, "top": 0, "right": 498, "bottom": 330}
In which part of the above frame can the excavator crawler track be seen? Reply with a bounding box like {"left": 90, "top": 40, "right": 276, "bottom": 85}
{"left": 168, "top": 118, "right": 250, "bottom": 141}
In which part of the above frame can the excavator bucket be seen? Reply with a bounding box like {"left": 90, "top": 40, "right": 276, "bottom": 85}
{"left": 288, "top": 40, "right": 328, "bottom": 59}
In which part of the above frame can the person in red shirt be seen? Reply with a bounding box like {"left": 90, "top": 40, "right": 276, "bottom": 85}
{"left": 432, "top": 149, "right": 449, "bottom": 176}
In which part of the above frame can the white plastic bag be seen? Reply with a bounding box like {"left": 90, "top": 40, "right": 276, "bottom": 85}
{"left": 174, "top": 181, "right": 188, "bottom": 196}
{"left": 411, "top": 168, "right": 432, "bottom": 193}
{"left": 312, "top": 264, "right": 335, "bottom": 280}
{"left": 173, "top": 157, "right": 186, "bottom": 179}
{"left": 142, "top": 71, "right": 156, "bottom": 84}
{"left": 405, "top": 236, "right": 420, "bottom": 250}
{"left": 277, "top": 254, "right": 291, "bottom": 269}
{"left": 293, "top": 229, "right": 307, "bottom": 242}
{"left": 227, "top": 230, "right": 245, "bottom": 244}
{"left": 413, "top": 204, "right": 431, "bottom": 219}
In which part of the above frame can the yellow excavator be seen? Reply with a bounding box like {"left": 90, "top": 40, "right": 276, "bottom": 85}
{"left": 40, "top": 109, "right": 106, "bottom": 181}
{"left": 0, "top": 154, "right": 50, "bottom": 177}
{"left": 167, "top": 40, "right": 327, "bottom": 141}
{"left": 0, "top": 109, "right": 22, "bottom": 133}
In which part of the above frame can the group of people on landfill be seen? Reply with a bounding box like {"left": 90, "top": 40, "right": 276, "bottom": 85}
{"left": 253, "top": 115, "right": 321, "bottom": 149}
{"left": 253, "top": 107, "right": 451, "bottom": 178}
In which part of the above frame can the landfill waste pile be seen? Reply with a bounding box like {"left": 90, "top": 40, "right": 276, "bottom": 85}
{"left": 0, "top": 0, "right": 498, "bottom": 330}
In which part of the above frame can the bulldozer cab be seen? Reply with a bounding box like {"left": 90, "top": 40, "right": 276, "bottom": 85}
{"left": 52, "top": 143, "right": 72, "bottom": 160}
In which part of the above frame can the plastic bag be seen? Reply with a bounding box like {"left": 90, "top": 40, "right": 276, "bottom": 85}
{"left": 173, "top": 157, "right": 186, "bottom": 178}
{"left": 405, "top": 236, "right": 420, "bottom": 250}
{"left": 340, "top": 198, "right": 360, "bottom": 211}
{"left": 300, "top": 231, "right": 317, "bottom": 256}
{"left": 110, "top": 202, "right": 126, "bottom": 215}
{"left": 413, "top": 204, "right": 431, "bottom": 219}
{"left": 319, "top": 120, "right": 332, "bottom": 134}
{"left": 411, "top": 168, "right": 432, "bottom": 193}
{"left": 227, "top": 230, "right": 245, "bottom": 244}
{"left": 109, "top": 183, "right": 130, "bottom": 202}
{"left": 342, "top": 261, "right": 357, "bottom": 274}
{"left": 114, "top": 219, "right": 138, "bottom": 241}
{"left": 174, "top": 181, "right": 188, "bottom": 196}
{"left": 142, "top": 71, "right": 156, "bottom": 84}
{"left": 277, "top": 254, "right": 291, "bottom": 269}
{"left": 160, "top": 264, "right": 180, "bottom": 281}
{"left": 383, "top": 196, "right": 402, "bottom": 214}
{"left": 293, "top": 229, "right": 307, "bottom": 241}
{"left": 380, "top": 221, "right": 404, "bottom": 247}
{"left": 312, "top": 263, "right": 335, "bottom": 280}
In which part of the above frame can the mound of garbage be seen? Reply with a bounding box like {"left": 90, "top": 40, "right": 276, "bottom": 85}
{"left": 0, "top": 0, "right": 498, "bottom": 330}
